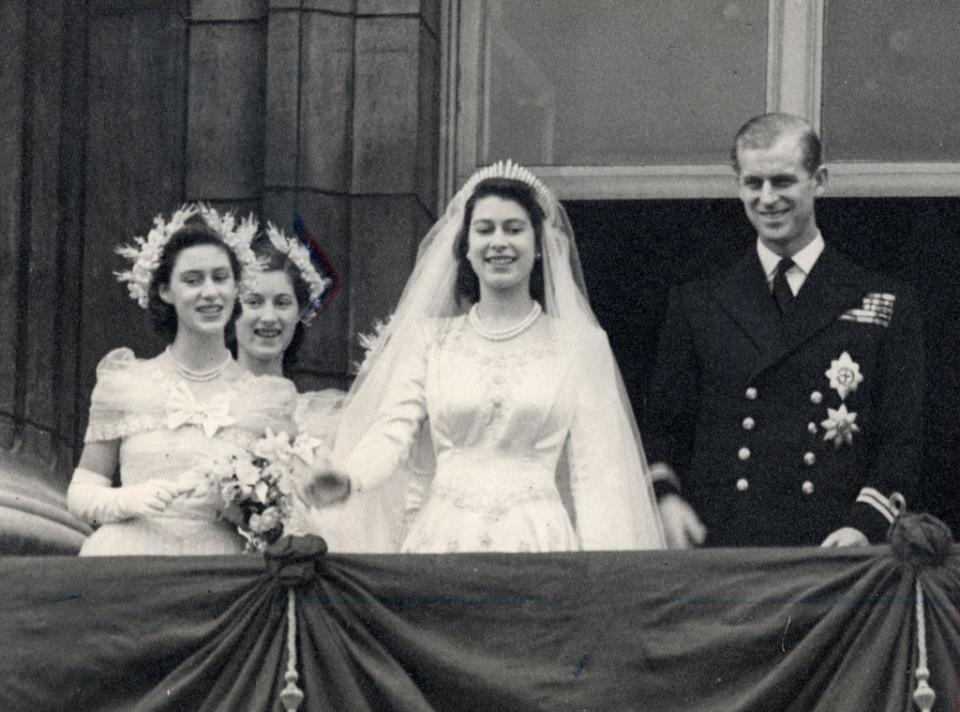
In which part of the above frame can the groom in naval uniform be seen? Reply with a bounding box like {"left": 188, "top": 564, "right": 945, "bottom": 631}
{"left": 645, "top": 113, "right": 924, "bottom": 548}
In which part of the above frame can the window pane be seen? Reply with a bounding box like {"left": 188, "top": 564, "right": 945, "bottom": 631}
{"left": 481, "top": 0, "right": 768, "bottom": 166}
{"left": 822, "top": 2, "right": 960, "bottom": 161}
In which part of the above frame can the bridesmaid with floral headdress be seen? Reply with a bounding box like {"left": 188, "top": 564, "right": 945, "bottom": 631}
{"left": 230, "top": 221, "right": 347, "bottom": 536}
{"left": 66, "top": 206, "right": 297, "bottom": 555}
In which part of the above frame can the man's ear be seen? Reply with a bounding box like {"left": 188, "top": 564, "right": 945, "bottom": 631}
{"left": 813, "top": 165, "right": 828, "bottom": 195}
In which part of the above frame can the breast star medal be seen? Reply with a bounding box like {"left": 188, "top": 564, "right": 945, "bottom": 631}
{"left": 821, "top": 404, "right": 860, "bottom": 448}
{"left": 825, "top": 351, "right": 863, "bottom": 401}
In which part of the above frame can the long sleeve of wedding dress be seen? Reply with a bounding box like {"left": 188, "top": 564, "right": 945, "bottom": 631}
{"left": 340, "top": 326, "right": 430, "bottom": 493}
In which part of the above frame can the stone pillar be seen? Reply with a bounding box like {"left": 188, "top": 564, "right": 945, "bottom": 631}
{"left": 187, "top": 0, "right": 268, "bottom": 215}
{"left": 349, "top": 1, "right": 441, "bottom": 365}
{"left": 262, "top": 0, "right": 440, "bottom": 389}
{"left": 264, "top": 1, "right": 356, "bottom": 389}
{"left": 1, "top": 0, "right": 91, "bottom": 551}
{"left": 1, "top": 0, "right": 87, "bottom": 472}
{"left": 0, "top": 0, "right": 28, "bottom": 453}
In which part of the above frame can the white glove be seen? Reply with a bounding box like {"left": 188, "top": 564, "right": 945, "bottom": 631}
{"left": 67, "top": 468, "right": 188, "bottom": 526}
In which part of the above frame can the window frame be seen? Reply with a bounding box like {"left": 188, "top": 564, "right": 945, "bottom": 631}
{"left": 440, "top": 0, "right": 960, "bottom": 205}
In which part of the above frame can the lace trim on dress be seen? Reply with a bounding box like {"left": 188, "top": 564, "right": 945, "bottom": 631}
{"left": 428, "top": 482, "right": 562, "bottom": 522}
{"left": 84, "top": 358, "right": 291, "bottom": 443}
{"left": 85, "top": 414, "right": 165, "bottom": 443}
{"left": 85, "top": 417, "right": 269, "bottom": 445}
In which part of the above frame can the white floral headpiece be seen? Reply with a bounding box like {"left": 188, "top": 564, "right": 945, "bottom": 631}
{"left": 197, "top": 204, "right": 259, "bottom": 280}
{"left": 264, "top": 222, "right": 334, "bottom": 323}
{"left": 455, "top": 159, "right": 556, "bottom": 219}
{"left": 114, "top": 204, "right": 199, "bottom": 308}
{"left": 351, "top": 315, "right": 392, "bottom": 375}
{"left": 115, "top": 203, "right": 259, "bottom": 308}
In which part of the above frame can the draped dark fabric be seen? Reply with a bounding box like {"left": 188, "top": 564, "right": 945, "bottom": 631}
{"left": 2, "top": 543, "right": 958, "bottom": 711}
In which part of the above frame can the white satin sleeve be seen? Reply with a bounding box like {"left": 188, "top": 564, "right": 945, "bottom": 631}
{"left": 566, "top": 326, "right": 665, "bottom": 550}
{"left": 339, "top": 325, "right": 430, "bottom": 492}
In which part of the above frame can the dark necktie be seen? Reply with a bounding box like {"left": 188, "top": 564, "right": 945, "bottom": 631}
{"left": 772, "top": 258, "right": 796, "bottom": 315}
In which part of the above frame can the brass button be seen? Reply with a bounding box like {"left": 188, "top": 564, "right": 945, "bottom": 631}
{"left": 802, "top": 480, "right": 815, "bottom": 495}
{"left": 807, "top": 421, "right": 818, "bottom": 434}
{"left": 803, "top": 452, "right": 816, "bottom": 466}
{"left": 745, "top": 387, "right": 758, "bottom": 400}
{"left": 736, "top": 478, "right": 749, "bottom": 492}
{"left": 742, "top": 417, "right": 755, "bottom": 431}
{"left": 738, "top": 447, "right": 751, "bottom": 461}
{"left": 810, "top": 391, "right": 823, "bottom": 404}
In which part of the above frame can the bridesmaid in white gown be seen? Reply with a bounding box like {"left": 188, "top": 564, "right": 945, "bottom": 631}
{"left": 320, "top": 161, "right": 666, "bottom": 553}
{"left": 231, "top": 226, "right": 346, "bottom": 537}
{"left": 66, "top": 207, "right": 296, "bottom": 555}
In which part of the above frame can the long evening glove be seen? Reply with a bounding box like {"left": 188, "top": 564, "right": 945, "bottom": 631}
{"left": 66, "top": 468, "right": 186, "bottom": 526}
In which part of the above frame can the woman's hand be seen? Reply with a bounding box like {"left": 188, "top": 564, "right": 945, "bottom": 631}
{"left": 116, "top": 479, "right": 192, "bottom": 518}
{"left": 303, "top": 471, "right": 352, "bottom": 507}
{"left": 68, "top": 469, "right": 192, "bottom": 526}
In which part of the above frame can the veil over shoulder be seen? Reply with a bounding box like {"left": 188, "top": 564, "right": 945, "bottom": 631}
{"left": 330, "top": 161, "right": 664, "bottom": 552}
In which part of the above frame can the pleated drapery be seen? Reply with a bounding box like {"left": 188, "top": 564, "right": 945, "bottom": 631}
{"left": 3, "top": 538, "right": 957, "bottom": 711}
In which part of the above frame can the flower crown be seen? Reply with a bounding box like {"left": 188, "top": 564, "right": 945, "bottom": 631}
{"left": 198, "top": 204, "right": 259, "bottom": 277}
{"left": 115, "top": 203, "right": 258, "bottom": 308}
{"left": 455, "top": 159, "right": 556, "bottom": 218}
{"left": 264, "top": 223, "right": 334, "bottom": 323}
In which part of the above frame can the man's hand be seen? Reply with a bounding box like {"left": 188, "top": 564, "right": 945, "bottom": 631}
{"left": 658, "top": 493, "right": 707, "bottom": 548}
{"left": 820, "top": 526, "right": 868, "bottom": 548}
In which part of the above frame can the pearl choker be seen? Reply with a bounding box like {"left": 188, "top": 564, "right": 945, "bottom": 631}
{"left": 468, "top": 302, "right": 542, "bottom": 341}
{"left": 167, "top": 347, "right": 233, "bottom": 382}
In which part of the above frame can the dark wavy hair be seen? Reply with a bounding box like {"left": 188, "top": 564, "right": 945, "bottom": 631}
{"left": 229, "top": 233, "right": 312, "bottom": 372}
{"left": 146, "top": 220, "right": 242, "bottom": 342}
{"left": 731, "top": 112, "right": 822, "bottom": 176}
{"left": 454, "top": 177, "right": 545, "bottom": 308}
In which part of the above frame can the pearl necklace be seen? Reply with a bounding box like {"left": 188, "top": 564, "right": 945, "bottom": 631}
{"left": 166, "top": 347, "right": 232, "bottom": 382}
{"left": 468, "top": 302, "right": 542, "bottom": 341}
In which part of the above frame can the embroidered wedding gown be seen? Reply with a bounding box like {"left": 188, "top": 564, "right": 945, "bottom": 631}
{"left": 340, "top": 315, "right": 660, "bottom": 553}
{"left": 78, "top": 348, "right": 296, "bottom": 556}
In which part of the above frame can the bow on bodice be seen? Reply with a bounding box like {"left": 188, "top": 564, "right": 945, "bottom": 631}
{"left": 164, "top": 381, "right": 237, "bottom": 437}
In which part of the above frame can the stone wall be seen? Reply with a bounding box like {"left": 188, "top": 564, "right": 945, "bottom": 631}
{"left": 0, "top": 0, "right": 442, "bottom": 504}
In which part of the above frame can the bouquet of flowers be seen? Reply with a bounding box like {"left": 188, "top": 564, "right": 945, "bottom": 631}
{"left": 205, "top": 429, "right": 303, "bottom": 552}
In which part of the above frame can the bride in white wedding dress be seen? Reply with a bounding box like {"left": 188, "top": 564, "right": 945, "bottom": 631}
{"left": 311, "top": 162, "right": 665, "bottom": 554}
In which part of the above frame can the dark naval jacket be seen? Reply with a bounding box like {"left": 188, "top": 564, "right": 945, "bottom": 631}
{"left": 646, "top": 244, "right": 924, "bottom": 546}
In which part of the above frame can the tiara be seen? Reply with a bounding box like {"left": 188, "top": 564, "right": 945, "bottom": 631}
{"left": 455, "top": 159, "right": 556, "bottom": 217}
{"left": 264, "top": 223, "right": 334, "bottom": 323}
{"left": 115, "top": 203, "right": 259, "bottom": 308}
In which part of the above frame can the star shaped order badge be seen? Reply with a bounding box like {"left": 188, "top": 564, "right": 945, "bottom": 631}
{"left": 825, "top": 351, "right": 864, "bottom": 400}
{"left": 821, "top": 403, "right": 860, "bottom": 448}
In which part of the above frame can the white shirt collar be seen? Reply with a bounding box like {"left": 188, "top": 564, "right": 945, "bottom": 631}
{"left": 756, "top": 232, "right": 825, "bottom": 282}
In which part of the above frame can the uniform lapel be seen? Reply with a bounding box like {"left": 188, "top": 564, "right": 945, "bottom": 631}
{"left": 713, "top": 252, "right": 784, "bottom": 365}
{"left": 752, "top": 244, "right": 865, "bottom": 378}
